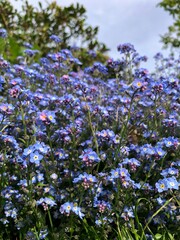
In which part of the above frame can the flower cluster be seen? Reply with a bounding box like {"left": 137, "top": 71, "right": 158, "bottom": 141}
{"left": 0, "top": 28, "right": 179, "bottom": 239}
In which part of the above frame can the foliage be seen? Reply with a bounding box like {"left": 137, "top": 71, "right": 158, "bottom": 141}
{"left": 158, "top": 0, "right": 180, "bottom": 49}
{"left": 0, "top": 29, "right": 179, "bottom": 239}
{"left": 0, "top": 0, "right": 109, "bottom": 65}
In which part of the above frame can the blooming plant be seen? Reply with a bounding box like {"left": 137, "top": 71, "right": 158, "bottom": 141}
{"left": 0, "top": 29, "right": 179, "bottom": 240}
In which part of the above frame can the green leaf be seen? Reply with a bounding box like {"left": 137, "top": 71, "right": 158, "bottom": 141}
{"left": 8, "top": 36, "right": 23, "bottom": 61}
{"left": 0, "top": 38, "right": 6, "bottom": 55}
{"left": 155, "top": 233, "right": 162, "bottom": 239}
{"left": 167, "top": 232, "right": 175, "bottom": 240}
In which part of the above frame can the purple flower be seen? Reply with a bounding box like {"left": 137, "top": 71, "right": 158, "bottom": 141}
{"left": 24, "top": 49, "right": 39, "bottom": 57}
{"left": 93, "top": 200, "right": 111, "bottom": 213}
{"left": 73, "top": 173, "right": 97, "bottom": 189}
{"left": 23, "top": 42, "right": 33, "bottom": 48}
{"left": 79, "top": 148, "right": 100, "bottom": 166}
{"left": 119, "top": 168, "right": 130, "bottom": 179}
{"left": 50, "top": 34, "right": 61, "bottom": 43}
{"left": 117, "top": 43, "right": 135, "bottom": 54}
{"left": 97, "top": 129, "right": 115, "bottom": 139}
{"left": 0, "top": 76, "right": 5, "bottom": 91}
{"left": 0, "top": 103, "right": 14, "bottom": 115}
{"left": 93, "top": 62, "right": 108, "bottom": 74}
{"left": 55, "top": 148, "right": 68, "bottom": 160}
{"left": 38, "top": 110, "right": 56, "bottom": 125}
{"left": 0, "top": 28, "right": 7, "bottom": 38}
{"left": 154, "top": 52, "right": 163, "bottom": 60}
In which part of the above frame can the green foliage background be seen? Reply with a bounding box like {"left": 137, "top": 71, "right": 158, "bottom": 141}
{"left": 0, "top": 0, "right": 109, "bottom": 65}
{"left": 158, "top": 0, "right": 180, "bottom": 49}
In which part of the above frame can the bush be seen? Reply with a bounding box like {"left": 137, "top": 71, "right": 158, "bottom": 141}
{"left": 0, "top": 30, "right": 179, "bottom": 240}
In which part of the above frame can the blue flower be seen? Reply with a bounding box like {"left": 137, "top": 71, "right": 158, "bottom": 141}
{"left": 4, "top": 202, "right": 18, "bottom": 219}
{"left": 50, "top": 34, "right": 61, "bottom": 43}
{"left": 119, "top": 168, "right": 130, "bottom": 179}
{"left": 117, "top": 43, "right": 135, "bottom": 54}
{"left": 161, "top": 167, "right": 178, "bottom": 177}
{"left": 55, "top": 148, "right": 68, "bottom": 160}
{"left": 72, "top": 204, "right": 85, "bottom": 219}
{"left": 132, "top": 79, "right": 145, "bottom": 89}
{"left": 23, "top": 146, "right": 34, "bottom": 157}
{"left": 0, "top": 76, "right": 5, "bottom": 91}
{"left": 93, "top": 62, "right": 108, "bottom": 74}
{"left": 32, "top": 172, "right": 44, "bottom": 183}
{"left": 122, "top": 158, "right": 141, "bottom": 170}
{"left": 154, "top": 147, "right": 166, "bottom": 158}
{"left": 33, "top": 141, "right": 50, "bottom": 154}
{"left": 30, "top": 151, "right": 43, "bottom": 165}
{"left": 36, "top": 197, "right": 56, "bottom": 207}
{"left": 110, "top": 168, "right": 119, "bottom": 179}
{"left": 93, "top": 200, "right": 111, "bottom": 213}
{"left": 60, "top": 202, "right": 74, "bottom": 215}
{"left": 79, "top": 148, "right": 100, "bottom": 166}
{"left": 50, "top": 173, "right": 58, "bottom": 180}
{"left": 73, "top": 173, "right": 97, "bottom": 189}
{"left": 38, "top": 110, "right": 56, "bottom": 125}
{"left": 95, "top": 216, "right": 112, "bottom": 226}
{"left": 5, "top": 207, "right": 17, "bottom": 219}
{"left": 155, "top": 179, "right": 168, "bottom": 192}
{"left": 157, "top": 197, "right": 165, "bottom": 205}
{"left": 24, "top": 49, "right": 39, "bottom": 57}
{"left": 162, "top": 137, "right": 179, "bottom": 148}
{"left": 0, "top": 103, "right": 14, "bottom": 115}
{"left": 0, "top": 28, "right": 7, "bottom": 38}
{"left": 166, "top": 177, "right": 179, "bottom": 190}
{"left": 121, "top": 206, "right": 134, "bottom": 221}
{"left": 18, "top": 179, "right": 28, "bottom": 187}
{"left": 23, "top": 42, "right": 33, "bottom": 48}
{"left": 39, "top": 229, "right": 48, "bottom": 239}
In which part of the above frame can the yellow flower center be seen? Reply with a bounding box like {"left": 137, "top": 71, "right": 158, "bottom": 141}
{"left": 67, "top": 206, "right": 71, "bottom": 210}
{"left": 160, "top": 184, "right": 165, "bottom": 189}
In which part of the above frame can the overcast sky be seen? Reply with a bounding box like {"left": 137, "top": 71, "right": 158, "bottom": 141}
{"left": 10, "top": 0, "right": 174, "bottom": 70}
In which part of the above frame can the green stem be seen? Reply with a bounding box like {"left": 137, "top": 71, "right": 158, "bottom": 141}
{"left": 142, "top": 197, "right": 174, "bottom": 236}
{"left": 47, "top": 126, "right": 55, "bottom": 163}
{"left": 116, "top": 214, "right": 123, "bottom": 240}
{"left": 115, "top": 89, "right": 138, "bottom": 161}
{"left": 48, "top": 209, "right": 53, "bottom": 230}
{"left": 87, "top": 108, "right": 99, "bottom": 156}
